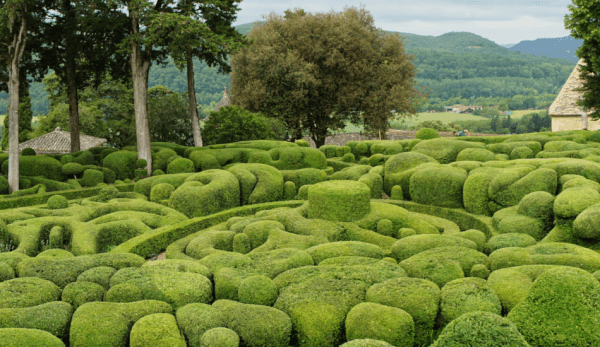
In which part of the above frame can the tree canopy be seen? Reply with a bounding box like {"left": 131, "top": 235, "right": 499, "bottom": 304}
{"left": 230, "top": 6, "right": 426, "bottom": 147}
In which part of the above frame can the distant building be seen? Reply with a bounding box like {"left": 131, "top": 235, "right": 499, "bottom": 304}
{"left": 8, "top": 127, "right": 107, "bottom": 154}
{"left": 549, "top": 58, "right": 599, "bottom": 131}
{"left": 444, "top": 106, "right": 454, "bottom": 113}
{"left": 452, "top": 105, "right": 483, "bottom": 113}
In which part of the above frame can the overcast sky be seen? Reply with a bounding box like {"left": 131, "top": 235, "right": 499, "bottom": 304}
{"left": 232, "top": 0, "right": 576, "bottom": 45}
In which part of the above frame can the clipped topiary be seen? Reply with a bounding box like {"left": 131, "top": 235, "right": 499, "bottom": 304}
{"left": 150, "top": 183, "right": 175, "bottom": 203}
{"left": 345, "top": 302, "right": 414, "bottom": 347}
{"left": 238, "top": 275, "right": 278, "bottom": 306}
{"left": 136, "top": 159, "right": 148, "bottom": 169}
{"left": 0, "top": 176, "right": 8, "bottom": 195}
{"left": 21, "top": 147, "right": 36, "bottom": 156}
{"left": 97, "top": 186, "right": 119, "bottom": 202}
{"left": 61, "top": 281, "right": 106, "bottom": 309}
{"left": 200, "top": 327, "right": 240, "bottom": 347}
{"left": 0, "top": 328, "right": 66, "bottom": 347}
{"left": 62, "top": 163, "right": 84, "bottom": 177}
{"left": 47, "top": 195, "right": 68, "bottom": 209}
{"left": 308, "top": 180, "right": 371, "bottom": 222}
{"left": 440, "top": 277, "right": 502, "bottom": 324}
{"left": 82, "top": 169, "right": 104, "bottom": 187}
{"left": 415, "top": 128, "right": 440, "bottom": 140}
{"left": 130, "top": 313, "right": 186, "bottom": 347}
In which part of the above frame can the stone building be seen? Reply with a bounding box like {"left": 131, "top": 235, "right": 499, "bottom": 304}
{"left": 550, "top": 58, "right": 599, "bottom": 131}
{"left": 8, "top": 127, "right": 107, "bottom": 154}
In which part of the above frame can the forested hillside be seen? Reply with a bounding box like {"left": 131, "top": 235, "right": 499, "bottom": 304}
{"left": 0, "top": 22, "right": 578, "bottom": 116}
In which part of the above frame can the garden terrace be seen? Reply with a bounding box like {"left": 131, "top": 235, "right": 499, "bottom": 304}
{"left": 2, "top": 130, "right": 600, "bottom": 346}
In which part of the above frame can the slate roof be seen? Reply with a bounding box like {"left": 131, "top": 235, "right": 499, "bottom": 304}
{"left": 10, "top": 127, "right": 107, "bottom": 154}
{"left": 549, "top": 58, "right": 597, "bottom": 117}
{"left": 213, "top": 87, "right": 231, "bottom": 113}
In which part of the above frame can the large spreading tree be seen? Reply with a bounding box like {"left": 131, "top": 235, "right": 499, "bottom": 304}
{"left": 230, "top": 6, "right": 427, "bottom": 147}
{"left": 564, "top": 0, "right": 600, "bottom": 120}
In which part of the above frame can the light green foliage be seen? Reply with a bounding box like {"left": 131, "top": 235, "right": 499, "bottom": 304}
{"left": 376, "top": 219, "right": 394, "bottom": 237}
{"left": 508, "top": 266, "right": 600, "bottom": 347}
{"left": 152, "top": 148, "right": 178, "bottom": 172}
{"left": 150, "top": 183, "right": 175, "bottom": 203}
{"left": 61, "top": 281, "right": 105, "bottom": 309}
{"left": 69, "top": 300, "right": 173, "bottom": 347}
{"left": 167, "top": 157, "right": 195, "bottom": 174}
{"left": 130, "top": 313, "right": 186, "bottom": 347}
{"left": 573, "top": 205, "right": 600, "bottom": 240}
{"left": 342, "top": 152, "right": 356, "bottom": 162}
{"left": 248, "top": 147, "right": 328, "bottom": 170}
{"left": 77, "top": 266, "right": 117, "bottom": 290}
{"left": 102, "top": 151, "right": 138, "bottom": 180}
{"left": 517, "top": 191, "right": 555, "bottom": 231}
{"left": 463, "top": 167, "right": 502, "bottom": 216}
{"left": 47, "top": 195, "right": 68, "bottom": 209}
{"left": 345, "top": 302, "right": 414, "bottom": 347}
{"left": 412, "top": 138, "right": 485, "bottom": 164}
{"left": 383, "top": 152, "right": 439, "bottom": 197}
{"left": 238, "top": 275, "right": 278, "bottom": 306}
{"left": 308, "top": 181, "right": 371, "bottom": 222}
{"left": 358, "top": 172, "right": 383, "bottom": 198}
{"left": 82, "top": 169, "right": 104, "bottom": 187}
{"left": 399, "top": 228, "right": 416, "bottom": 238}
{"left": 0, "top": 328, "right": 66, "bottom": 347}
{"left": 456, "top": 148, "right": 496, "bottom": 162}
{"left": 409, "top": 165, "right": 467, "bottom": 208}
{"left": 341, "top": 339, "right": 394, "bottom": 347}
{"left": 105, "top": 283, "right": 143, "bottom": 303}
{"left": 329, "top": 165, "right": 372, "bottom": 181}
{"left": 415, "top": 128, "right": 440, "bottom": 140}
{"left": 176, "top": 303, "right": 228, "bottom": 347}
{"left": 200, "top": 327, "right": 240, "bottom": 347}
{"left": 511, "top": 146, "right": 534, "bottom": 159}
{"left": 296, "top": 139, "right": 310, "bottom": 147}
{"left": 431, "top": 311, "right": 531, "bottom": 347}
{"left": 306, "top": 241, "right": 384, "bottom": 264}
{"left": 488, "top": 167, "right": 557, "bottom": 209}
{"left": 370, "top": 141, "right": 403, "bottom": 156}
{"left": 391, "top": 235, "right": 477, "bottom": 262}
{"left": 228, "top": 163, "right": 284, "bottom": 205}
{"left": 168, "top": 170, "right": 240, "bottom": 218}
{"left": 0, "top": 262, "right": 15, "bottom": 282}
{"left": 485, "top": 233, "right": 537, "bottom": 254}
{"left": 440, "top": 277, "right": 502, "bottom": 324}
{"left": 0, "top": 277, "right": 62, "bottom": 309}
{"left": 0, "top": 301, "right": 73, "bottom": 341}
{"left": 471, "top": 264, "right": 491, "bottom": 279}
{"left": 283, "top": 181, "right": 296, "bottom": 200}
{"left": 554, "top": 187, "right": 600, "bottom": 219}
{"left": 366, "top": 277, "right": 440, "bottom": 346}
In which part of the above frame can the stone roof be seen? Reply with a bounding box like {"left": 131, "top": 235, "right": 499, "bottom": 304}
{"left": 549, "top": 58, "right": 597, "bottom": 117}
{"left": 213, "top": 87, "right": 231, "bottom": 113}
{"left": 10, "top": 127, "right": 107, "bottom": 154}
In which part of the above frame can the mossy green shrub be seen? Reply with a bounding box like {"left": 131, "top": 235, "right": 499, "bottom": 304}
{"left": 176, "top": 303, "right": 227, "bottom": 347}
{"left": 341, "top": 152, "right": 356, "bottom": 163}
{"left": 295, "top": 139, "right": 309, "bottom": 147}
{"left": 399, "top": 246, "right": 489, "bottom": 287}
{"left": 409, "top": 165, "right": 467, "bottom": 208}
{"left": 0, "top": 262, "right": 15, "bottom": 282}
{"left": 370, "top": 141, "right": 403, "bottom": 156}
{"left": 306, "top": 241, "right": 384, "bottom": 264}
{"left": 329, "top": 165, "right": 372, "bottom": 181}
{"left": 0, "top": 302, "right": 73, "bottom": 341}
{"left": 308, "top": 180, "right": 371, "bottom": 222}
{"left": 517, "top": 191, "right": 555, "bottom": 231}
{"left": 390, "top": 234, "right": 477, "bottom": 262}
{"left": 573, "top": 205, "right": 600, "bottom": 240}
{"left": 319, "top": 145, "right": 339, "bottom": 158}
{"left": 152, "top": 169, "right": 165, "bottom": 176}
{"left": 213, "top": 299, "right": 292, "bottom": 347}
{"left": 345, "top": 302, "right": 414, "bottom": 347}
{"left": 561, "top": 176, "right": 600, "bottom": 192}
{"left": 199, "top": 327, "right": 240, "bottom": 347}
{"left": 47, "top": 194, "right": 68, "bottom": 209}
{"left": 149, "top": 182, "right": 174, "bottom": 203}
{"left": 228, "top": 163, "right": 284, "bottom": 205}
{"left": 376, "top": 219, "right": 394, "bottom": 237}
{"left": 16, "top": 253, "right": 145, "bottom": 289}
{"left": 449, "top": 160, "right": 482, "bottom": 173}
{"left": 130, "top": 313, "right": 186, "bottom": 347}
{"left": 415, "top": 128, "right": 440, "bottom": 140}
{"left": 358, "top": 172, "right": 383, "bottom": 198}
{"left": 471, "top": 264, "right": 491, "bottom": 279}
{"left": 37, "top": 249, "right": 73, "bottom": 259}
{"left": 10, "top": 183, "right": 46, "bottom": 197}
{"left": 77, "top": 266, "right": 117, "bottom": 290}
{"left": 368, "top": 153, "right": 387, "bottom": 167}
{"left": 283, "top": 181, "right": 296, "bottom": 200}
{"left": 21, "top": 148, "right": 37, "bottom": 156}
{"left": 508, "top": 266, "right": 600, "bottom": 347}
{"left": 543, "top": 140, "right": 588, "bottom": 152}
{"left": 485, "top": 233, "right": 537, "bottom": 254}
{"left": 152, "top": 148, "right": 178, "bottom": 172}
{"left": 440, "top": 277, "right": 502, "bottom": 324}
{"left": 0, "top": 328, "right": 66, "bottom": 347}
{"left": 62, "top": 162, "right": 84, "bottom": 177}
{"left": 554, "top": 187, "right": 600, "bottom": 219}
{"left": 510, "top": 146, "right": 535, "bottom": 159}
{"left": 365, "top": 277, "right": 440, "bottom": 346}
{"left": 0, "top": 176, "right": 8, "bottom": 195}
{"left": 539, "top": 159, "right": 600, "bottom": 182}
{"left": 488, "top": 167, "right": 557, "bottom": 209}
{"left": 341, "top": 339, "right": 395, "bottom": 347}
{"left": 238, "top": 275, "right": 278, "bottom": 306}
{"left": 431, "top": 311, "right": 530, "bottom": 347}
{"left": 135, "top": 158, "right": 147, "bottom": 169}
{"left": 412, "top": 138, "right": 485, "bottom": 164}
{"left": 133, "top": 172, "right": 195, "bottom": 197}
{"left": 167, "top": 157, "right": 195, "bottom": 174}
{"left": 102, "top": 150, "right": 138, "bottom": 180}
{"left": 248, "top": 147, "right": 327, "bottom": 170}
{"left": 0, "top": 277, "right": 61, "bottom": 308}
{"left": 383, "top": 152, "right": 439, "bottom": 197}
{"left": 456, "top": 148, "right": 496, "bottom": 162}
{"left": 168, "top": 170, "right": 240, "bottom": 218}
{"left": 61, "top": 281, "right": 105, "bottom": 309}
{"left": 487, "top": 141, "right": 543, "bottom": 157}
{"left": 1, "top": 156, "right": 63, "bottom": 181}
{"left": 69, "top": 300, "right": 173, "bottom": 347}
{"left": 82, "top": 169, "right": 104, "bottom": 187}
{"left": 104, "top": 283, "right": 143, "bottom": 302}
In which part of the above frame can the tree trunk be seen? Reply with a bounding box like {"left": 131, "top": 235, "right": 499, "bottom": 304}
{"left": 64, "top": 0, "right": 80, "bottom": 153}
{"left": 130, "top": 10, "right": 153, "bottom": 177}
{"left": 7, "top": 1, "right": 28, "bottom": 193}
{"left": 186, "top": 45, "right": 202, "bottom": 147}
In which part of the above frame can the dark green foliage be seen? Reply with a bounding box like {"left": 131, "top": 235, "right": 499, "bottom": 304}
{"left": 103, "top": 150, "right": 138, "bottom": 180}
{"left": 62, "top": 281, "right": 106, "bottom": 309}
{"left": 1, "top": 156, "right": 63, "bottom": 181}
{"left": 71, "top": 151, "right": 95, "bottom": 166}
{"left": 440, "top": 277, "right": 502, "bottom": 324}
{"left": 167, "top": 158, "right": 195, "bottom": 174}
{"left": 21, "top": 148, "right": 36, "bottom": 156}
{"left": 136, "top": 158, "right": 147, "bottom": 169}
{"left": 47, "top": 195, "right": 68, "bottom": 209}
{"left": 101, "top": 168, "right": 116, "bottom": 183}
{"left": 410, "top": 165, "right": 467, "bottom": 208}
{"left": 152, "top": 148, "right": 178, "bottom": 172}
{"left": 62, "top": 163, "right": 84, "bottom": 176}
{"left": 204, "top": 106, "right": 279, "bottom": 145}
{"left": 0, "top": 176, "right": 8, "bottom": 195}
{"left": 82, "top": 169, "right": 104, "bottom": 188}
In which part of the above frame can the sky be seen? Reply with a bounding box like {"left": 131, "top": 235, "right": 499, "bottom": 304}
{"left": 232, "top": 0, "right": 577, "bottom": 45}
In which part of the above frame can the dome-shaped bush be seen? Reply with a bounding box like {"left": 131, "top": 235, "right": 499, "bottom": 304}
{"left": 167, "top": 158, "right": 195, "bottom": 174}
{"left": 47, "top": 195, "right": 68, "bottom": 209}
{"left": 62, "top": 163, "right": 84, "bottom": 176}
{"left": 415, "top": 128, "right": 440, "bottom": 140}
{"left": 21, "top": 147, "right": 36, "bottom": 156}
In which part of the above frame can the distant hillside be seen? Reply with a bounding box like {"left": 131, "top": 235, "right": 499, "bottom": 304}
{"left": 508, "top": 36, "right": 583, "bottom": 63}
{"left": 499, "top": 43, "right": 517, "bottom": 49}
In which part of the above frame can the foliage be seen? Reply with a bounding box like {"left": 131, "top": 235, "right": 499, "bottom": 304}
{"left": 147, "top": 86, "right": 194, "bottom": 146}
{"left": 230, "top": 6, "right": 424, "bottom": 146}
{"left": 203, "top": 106, "right": 279, "bottom": 145}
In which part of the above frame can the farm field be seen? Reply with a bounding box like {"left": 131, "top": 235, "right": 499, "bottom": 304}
{"left": 1, "top": 130, "right": 600, "bottom": 346}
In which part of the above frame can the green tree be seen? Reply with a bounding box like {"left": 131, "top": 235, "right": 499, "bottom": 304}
{"left": 202, "top": 105, "right": 276, "bottom": 145}
{"left": 230, "top": 6, "right": 425, "bottom": 147}
{"left": 147, "top": 85, "right": 194, "bottom": 146}
{"left": 565, "top": 0, "right": 600, "bottom": 120}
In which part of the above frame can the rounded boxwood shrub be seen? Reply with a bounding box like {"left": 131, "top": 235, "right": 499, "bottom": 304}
{"left": 431, "top": 311, "right": 530, "bottom": 347}
{"left": 471, "top": 264, "right": 491, "bottom": 279}
{"left": 62, "top": 281, "right": 106, "bottom": 309}
{"left": 340, "top": 339, "right": 394, "bottom": 347}
{"left": 510, "top": 146, "right": 534, "bottom": 160}
{"left": 97, "top": 186, "right": 119, "bottom": 202}
{"left": 377, "top": 219, "right": 394, "bottom": 237}
{"left": 77, "top": 266, "right": 117, "bottom": 290}
{"left": 200, "top": 327, "right": 240, "bottom": 347}
{"left": 589, "top": 131, "right": 600, "bottom": 143}
{"left": 308, "top": 180, "right": 371, "bottom": 222}
{"left": 47, "top": 195, "right": 68, "bottom": 209}
{"left": 0, "top": 262, "right": 15, "bottom": 282}
{"left": 390, "top": 185, "right": 403, "bottom": 200}
{"left": 456, "top": 148, "right": 496, "bottom": 162}
{"left": 415, "top": 128, "right": 440, "bottom": 140}
{"left": 440, "top": 277, "right": 502, "bottom": 324}
{"left": 399, "top": 228, "right": 416, "bottom": 238}
{"left": 0, "top": 328, "right": 66, "bottom": 347}
{"left": 150, "top": 183, "right": 175, "bottom": 203}
{"left": 136, "top": 159, "right": 147, "bottom": 169}
{"left": 130, "top": 313, "right": 186, "bottom": 347}
{"left": 238, "top": 275, "right": 278, "bottom": 306}
{"left": 62, "top": 162, "right": 84, "bottom": 176}
{"left": 104, "top": 283, "right": 143, "bottom": 303}
{"left": 167, "top": 158, "right": 195, "bottom": 174}
{"left": 152, "top": 169, "right": 165, "bottom": 176}
{"left": 573, "top": 206, "right": 600, "bottom": 240}
{"left": 21, "top": 148, "right": 36, "bottom": 156}
{"left": 0, "top": 277, "right": 62, "bottom": 308}
{"left": 409, "top": 165, "right": 467, "bottom": 208}
{"left": 82, "top": 169, "right": 104, "bottom": 187}
{"left": 342, "top": 152, "right": 356, "bottom": 163}
{"left": 345, "top": 302, "right": 414, "bottom": 347}
{"left": 103, "top": 150, "right": 138, "bottom": 180}
{"left": 101, "top": 168, "right": 116, "bottom": 184}
{"left": 296, "top": 139, "right": 309, "bottom": 147}
{"left": 485, "top": 233, "right": 537, "bottom": 254}
{"left": 0, "top": 176, "right": 8, "bottom": 195}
